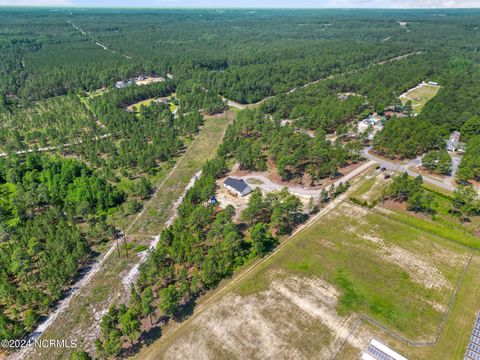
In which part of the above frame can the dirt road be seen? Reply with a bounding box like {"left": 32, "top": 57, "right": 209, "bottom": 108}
{"left": 241, "top": 160, "right": 376, "bottom": 197}
{"left": 0, "top": 133, "right": 113, "bottom": 158}
{"left": 9, "top": 115, "right": 227, "bottom": 359}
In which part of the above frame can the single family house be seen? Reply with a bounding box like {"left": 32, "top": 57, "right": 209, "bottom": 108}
{"left": 223, "top": 177, "right": 252, "bottom": 197}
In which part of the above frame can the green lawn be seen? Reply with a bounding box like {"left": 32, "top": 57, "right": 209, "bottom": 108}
{"left": 340, "top": 252, "right": 480, "bottom": 360}
{"left": 236, "top": 201, "right": 470, "bottom": 340}
{"left": 127, "top": 97, "right": 157, "bottom": 111}
{"left": 350, "top": 173, "right": 377, "bottom": 198}
{"left": 351, "top": 174, "right": 480, "bottom": 249}
{"left": 350, "top": 170, "right": 390, "bottom": 203}
{"left": 400, "top": 84, "right": 440, "bottom": 114}
{"left": 126, "top": 93, "right": 177, "bottom": 114}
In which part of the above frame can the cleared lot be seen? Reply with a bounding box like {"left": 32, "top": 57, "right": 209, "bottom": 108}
{"left": 399, "top": 82, "right": 440, "bottom": 114}
{"left": 141, "top": 174, "right": 475, "bottom": 360}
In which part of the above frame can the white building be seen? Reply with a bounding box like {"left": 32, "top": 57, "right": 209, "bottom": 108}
{"left": 446, "top": 131, "right": 466, "bottom": 152}
{"left": 223, "top": 177, "right": 252, "bottom": 197}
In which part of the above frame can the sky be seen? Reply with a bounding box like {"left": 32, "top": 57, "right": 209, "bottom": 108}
{"left": 1, "top": 0, "right": 479, "bottom": 8}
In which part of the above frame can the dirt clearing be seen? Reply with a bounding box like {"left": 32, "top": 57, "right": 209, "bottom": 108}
{"left": 161, "top": 274, "right": 371, "bottom": 360}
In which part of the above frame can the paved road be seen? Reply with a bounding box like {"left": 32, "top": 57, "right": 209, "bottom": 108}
{"left": 362, "top": 147, "right": 456, "bottom": 192}
{"left": 240, "top": 160, "right": 376, "bottom": 198}
{"left": 242, "top": 147, "right": 461, "bottom": 197}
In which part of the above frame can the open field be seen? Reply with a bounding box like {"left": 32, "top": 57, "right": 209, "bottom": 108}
{"left": 126, "top": 97, "right": 157, "bottom": 111}
{"left": 352, "top": 171, "right": 480, "bottom": 247}
{"left": 126, "top": 94, "right": 177, "bottom": 113}
{"left": 22, "top": 112, "right": 231, "bottom": 360}
{"left": 139, "top": 173, "right": 477, "bottom": 360}
{"left": 134, "top": 76, "right": 165, "bottom": 86}
{"left": 399, "top": 83, "right": 440, "bottom": 114}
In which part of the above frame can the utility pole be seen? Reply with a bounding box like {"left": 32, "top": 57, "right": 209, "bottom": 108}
{"left": 123, "top": 233, "right": 129, "bottom": 259}
{"left": 116, "top": 234, "right": 121, "bottom": 258}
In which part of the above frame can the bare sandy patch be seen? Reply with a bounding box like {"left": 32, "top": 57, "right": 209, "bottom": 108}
{"left": 383, "top": 245, "right": 450, "bottom": 290}
{"left": 358, "top": 231, "right": 450, "bottom": 290}
{"left": 329, "top": 202, "right": 369, "bottom": 225}
{"left": 374, "top": 205, "right": 395, "bottom": 216}
{"left": 134, "top": 76, "right": 165, "bottom": 86}
{"left": 163, "top": 274, "right": 369, "bottom": 360}
{"left": 215, "top": 178, "right": 250, "bottom": 221}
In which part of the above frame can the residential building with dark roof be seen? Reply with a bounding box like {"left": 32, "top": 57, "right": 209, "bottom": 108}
{"left": 223, "top": 177, "right": 252, "bottom": 197}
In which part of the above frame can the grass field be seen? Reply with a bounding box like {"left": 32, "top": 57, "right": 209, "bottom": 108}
{"left": 25, "top": 112, "right": 232, "bottom": 360}
{"left": 141, "top": 173, "right": 478, "bottom": 360}
{"left": 126, "top": 93, "right": 177, "bottom": 113}
{"left": 352, "top": 171, "right": 480, "bottom": 249}
{"left": 235, "top": 202, "right": 470, "bottom": 337}
{"left": 400, "top": 83, "right": 441, "bottom": 114}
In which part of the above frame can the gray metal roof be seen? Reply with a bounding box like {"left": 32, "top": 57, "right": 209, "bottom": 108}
{"left": 224, "top": 177, "right": 251, "bottom": 193}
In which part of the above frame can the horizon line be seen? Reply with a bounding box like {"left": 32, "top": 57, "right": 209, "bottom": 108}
{"left": 1, "top": 5, "right": 480, "bottom": 10}
{"left": 0, "top": 4, "right": 480, "bottom": 10}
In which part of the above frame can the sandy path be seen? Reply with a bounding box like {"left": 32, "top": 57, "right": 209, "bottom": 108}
{"left": 10, "top": 167, "right": 201, "bottom": 360}
{"left": 121, "top": 170, "right": 202, "bottom": 291}
{"left": 67, "top": 20, "right": 132, "bottom": 60}
{"left": 0, "top": 133, "right": 113, "bottom": 158}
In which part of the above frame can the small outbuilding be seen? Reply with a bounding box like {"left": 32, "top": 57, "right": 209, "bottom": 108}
{"left": 223, "top": 177, "right": 252, "bottom": 197}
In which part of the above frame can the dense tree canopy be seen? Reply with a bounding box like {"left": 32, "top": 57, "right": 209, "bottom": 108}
{"left": 220, "top": 109, "right": 360, "bottom": 183}
{"left": 457, "top": 136, "right": 480, "bottom": 183}
{"left": 0, "top": 154, "right": 123, "bottom": 339}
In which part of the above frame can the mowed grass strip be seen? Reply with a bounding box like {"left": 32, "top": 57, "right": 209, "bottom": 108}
{"left": 128, "top": 112, "right": 231, "bottom": 235}
{"left": 350, "top": 171, "right": 390, "bottom": 202}
{"left": 236, "top": 201, "right": 470, "bottom": 341}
